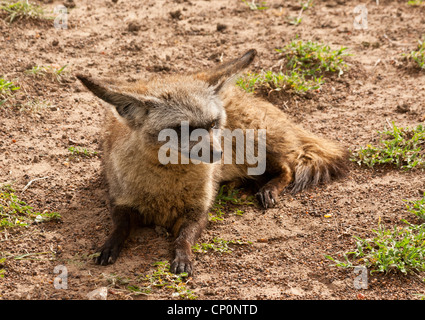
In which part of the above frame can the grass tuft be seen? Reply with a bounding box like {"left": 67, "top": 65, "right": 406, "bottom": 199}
{"left": 209, "top": 185, "right": 255, "bottom": 222}
{"left": 352, "top": 123, "right": 425, "bottom": 170}
{"left": 407, "top": 0, "right": 425, "bottom": 6}
{"left": 0, "top": 0, "right": 48, "bottom": 23}
{"left": 237, "top": 38, "right": 349, "bottom": 94}
{"left": 68, "top": 146, "right": 98, "bottom": 158}
{"left": 192, "top": 238, "right": 252, "bottom": 254}
{"left": 326, "top": 220, "right": 425, "bottom": 274}
{"left": 277, "top": 38, "right": 349, "bottom": 77}
{"left": 127, "top": 261, "right": 197, "bottom": 300}
{"left": 25, "top": 65, "right": 69, "bottom": 83}
{"left": 0, "top": 185, "right": 61, "bottom": 229}
{"left": 405, "top": 193, "right": 425, "bottom": 222}
{"left": 0, "top": 77, "right": 20, "bottom": 106}
{"left": 241, "top": 0, "right": 268, "bottom": 10}
{"left": 327, "top": 194, "right": 425, "bottom": 276}
{"left": 403, "top": 36, "right": 425, "bottom": 70}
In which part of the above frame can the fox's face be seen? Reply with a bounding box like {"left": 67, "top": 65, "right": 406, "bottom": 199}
{"left": 77, "top": 49, "right": 256, "bottom": 163}
{"left": 139, "top": 77, "right": 228, "bottom": 158}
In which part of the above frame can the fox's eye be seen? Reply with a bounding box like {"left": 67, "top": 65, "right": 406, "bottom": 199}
{"left": 210, "top": 121, "right": 218, "bottom": 130}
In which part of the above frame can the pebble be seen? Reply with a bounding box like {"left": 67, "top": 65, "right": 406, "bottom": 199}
{"left": 86, "top": 287, "right": 108, "bottom": 300}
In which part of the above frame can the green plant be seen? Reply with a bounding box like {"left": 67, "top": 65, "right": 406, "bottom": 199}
{"left": 0, "top": 0, "right": 47, "bottom": 23}
{"left": 403, "top": 37, "right": 425, "bottom": 70}
{"left": 405, "top": 193, "right": 425, "bottom": 222}
{"left": 353, "top": 123, "right": 425, "bottom": 170}
{"left": 286, "top": 12, "right": 303, "bottom": 26}
{"left": 18, "top": 99, "right": 51, "bottom": 113}
{"left": 237, "top": 70, "right": 323, "bottom": 93}
{"left": 407, "top": 0, "right": 425, "bottom": 6}
{"left": 277, "top": 39, "right": 349, "bottom": 77}
{"left": 192, "top": 238, "right": 252, "bottom": 254}
{"left": 286, "top": 0, "right": 313, "bottom": 25}
{"left": 301, "top": 0, "right": 314, "bottom": 10}
{"left": 25, "top": 65, "right": 69, "bottom": 83}
{"left": 237, "top": 38, "right": 349, "bottom": 94}
{"left": 241, "top": 0, "right": 268, "bottom": 10}
{"left": 288, "top": 16, "right": 302, "bottom": 25}
{"left": 0, "top": 77, "right": 20, "bottom": 105}
{"left": 236, "top": 73, "right": 262, "bottom": 93}
{"left": 209, "top": 185, "right": 255, "bottom": 222}
{"left": 138, "top": 261, "right": 197, "bottom": 300}
{"left": 0, "top": 185, "right": 61, "bottom": 229}
{"left": 326, "top": 220, "right": 425, "bottom": 274}
{"left": 68, "top": 146, "right": 98, "bottom": 158}
{"left": 0, "top": 257, "right": 5, "bottom": 278}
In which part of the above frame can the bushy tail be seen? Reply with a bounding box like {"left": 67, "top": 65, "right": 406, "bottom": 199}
{"left": 290, "top": 138, "right": 349, "bottom": 194}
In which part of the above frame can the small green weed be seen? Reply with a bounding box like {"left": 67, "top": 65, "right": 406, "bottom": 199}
{"left": 0, "top": 257, "right": 5, "bottom": 278}
{"left": 237, "top": 38, "right": 349, "bottom": 94}
{"left": 286, "top": 0, "right": 314, "bottom": 25}
{"left": 241, "top": 0, "right": 268, "bottom": 10}
{"left": 301, "top": 0, "right": 314, "bottom": 10}
{"left": 192, "top": 238, "right": 252, "bottom": 254}
{"left": 237, "top": 70, "right": 323, "bottom": 93}
{"left": 403, "top": 37, "right": 425, "bottom": 70}
{"left": 126, "top": 284, "right": 151, "bottom": 296}
{"left": 0, "top": 0, "right": 48, "bottom": 23}
{"left": 0, "top": 77, "right": 20, "bottom": 105}
{"left": 131, "top": 261, "right": 197, "bottom": 300}
{"left": 352, "top": 123, "right": 425, "bottom": 170}
{"left": 405, "top": 193, "right": 425, "bottom": 222}
{"left": 286, "top": 15, "right": 302, "bottom": 26}
{"left": 67, "top": 252, "right": 100, "bottom": 268}
{"left": 68, "top": 146, "right": 98, "bottom": 158}
{"left": 25, "top": 65, "right": 69, "bottom": 83}
{"left": 407, "top": 0, "right": 425, "bottom": 6}
{"left": 209, "top": 185, "right": 255, "bottom": 222}
{"left": 18, "top": 99, "right": 51, "bottom": 113}
{"left": 0, "top": 185, "right": 61, "bottom": 229}
{"left": 278, "top": 39, "right": 349, "bottom": 77}
{"left": 326, "top": 220, "right": 425, "bottom": 274}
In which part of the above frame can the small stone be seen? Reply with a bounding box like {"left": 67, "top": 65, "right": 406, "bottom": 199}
{"left": 396, "top": 104, "right": 410, "bottom": 113}
{"left": 216, "top": 23, "right": 227, "bottom": 32}
{"left": 127, "top": 21, "right": 141, "bottom": 32}
{"left": 169, "top": 10, "right": 182, "bottom": 20}
{"left": 87, "top": 287, "right": 108, "bottom": 300}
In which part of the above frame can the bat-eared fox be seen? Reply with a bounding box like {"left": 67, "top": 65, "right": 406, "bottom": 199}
{"left": 77, "top": 49, "right": 347, "bottom": 276}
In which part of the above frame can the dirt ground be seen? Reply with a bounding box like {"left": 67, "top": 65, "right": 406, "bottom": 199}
{"left": 0, "top": 0, "right": 424, "bottom": 300}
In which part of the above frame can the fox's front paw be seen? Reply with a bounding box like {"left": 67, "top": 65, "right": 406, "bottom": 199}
{"left": 170, "top": 254, "right": 193, "bottom": 276}
{"left": 95, "top": 241, "right": 123, "bottom": 266}
{"left": 256, "top": 186, "right": 278, "bottom": 209}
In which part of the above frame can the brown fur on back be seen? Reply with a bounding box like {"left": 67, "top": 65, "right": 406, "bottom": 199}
{"left": 216, "top": 86, "right": 348, "bottom": 192}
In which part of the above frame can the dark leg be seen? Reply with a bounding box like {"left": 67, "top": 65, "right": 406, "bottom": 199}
{"left": 95, "top": 204, "right": 138, "bottom": 266}
{"left": 170, "top": 210, "right": 208, "bottom": 276}
{"left": 256, "top": 163, "right": 292, "bottom": 209}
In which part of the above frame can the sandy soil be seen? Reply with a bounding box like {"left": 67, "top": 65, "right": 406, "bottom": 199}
{"left": 0, "top": 0, "right": 424, "bottom": 300}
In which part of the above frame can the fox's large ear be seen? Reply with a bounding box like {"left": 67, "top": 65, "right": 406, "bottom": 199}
{"left": 195, "top": 49, "right": 257, "bottom": 93}
{"left": 76, "top": 75, "right": 156, "bottom": 124}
